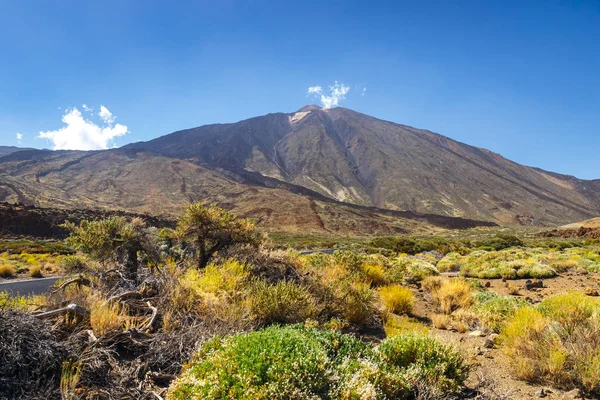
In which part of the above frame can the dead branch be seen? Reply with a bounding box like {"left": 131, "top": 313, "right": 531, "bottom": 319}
{"left": 143, "top": 301, "right": 158, "bottom": 332}
{"left": 103, "top": 290, "right": 143, "bottom": 306}
{"left": 50, "top": 275, "right": 91, "bottom": 294}
{"left": 87, "top": 329, "right": 98, "bottom": 342}
{"left": 152, "top": 392, "right": 164, "bottom": 400}
{"left": 34, "top": 303, "right": 90, "bottom": 319}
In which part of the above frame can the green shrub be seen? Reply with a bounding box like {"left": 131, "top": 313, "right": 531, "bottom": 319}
{"left": 587, "top": 263, "right": 600, "bottom": 273}
{"left": 338, "top": 281, "right": 377, "bottom": 326}
{"left": 167, "top": 326, "right": 363, "bottom": 399}
{"left": 369, "top": 237, "right": 465, "bottom": 256}
{"left": 460, "top": 249, "right": 556, "bottom": 279}
{"left": 405, "top": 258, "right": 439, "bottom": 282}
{"left": 436, "top": 252, "right": 464, "bottom": 272}
{"left": 471, "top": 291, "right": 527, "bottom": 332}
{"left": 333, "top": 250, "right": 366, "bottom": 274}
{"left": 249, "top": 280, "right": 316, "bottom": 324}
{"left": 60, "top": 255, "right": 87, "bottom": 274}
{"left": 168, "top": 326, "right": 468, "bottom": 400}
{"left": 376, "top": 334, "right": 468, "bottom": 394}
{"left": 474, "top": 234, "right": 523, "bottom": 251}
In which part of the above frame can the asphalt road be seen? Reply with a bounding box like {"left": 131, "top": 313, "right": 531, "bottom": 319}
{"left": 299, "top": 248, "right": 345, "bottom": 255}
{"left": 0, "top": 276, "right": 61, "bottom": 296}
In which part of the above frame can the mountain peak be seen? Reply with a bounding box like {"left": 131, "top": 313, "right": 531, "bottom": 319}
{"left": 297, "top": 104, "right": 322, "bottom": 112}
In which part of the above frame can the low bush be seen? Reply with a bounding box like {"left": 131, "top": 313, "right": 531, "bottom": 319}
{"left": 470, "top": 291, "right": 527, "bottom": 332}
{"left": 362, "top": 257, "right": 389, "bottom": 286}
{"left": 249, "top": 280, "right": 316, "bottom": 324}
{"left": 379, "top": 285, "right": 415, "bottom": 315}
{"left": 338, "top": 281, "right": 377, "bottom": 326}
{"left": 474, "top": 234, "right": 523, "bottom": 251}
{"left": 406, "top": 258, "right": 440, "bottom": 281}
{"left": 507, "top": 283, "right": 520, "bottom": 295}
{"left": 501, "top": 292, "right": 600, "bottom": 394}
{"left": 0, "top": 263, "right": 16, "bottom": 278}
{"left": 60, "top": 255, "right": 87, "bottom": 274}
{"left": 304, "top": 252, "right": 380, "bottom": 329}
{"left": 168, "top": 326, "right": 468, "bottom": 400}
{"left": 376, "top": 334, "right": 468, "bottom": 394}
{"left": 422, "top": 276, "right": 443, "bottom": 293}
{"left": 167, "top": 326, "right": 363, "bottom": 399}
{"left": 369, "top": 236, "right": 467, "bottom": 256}
{"left": 29, "top": 266, "right": 43, "bottom": 278}
{"left": 588, "top": 263, "right": 600, "bottom": 273}
{"left": 460, "top": 249, "right": 557, "bottom": 279}
{"left": 436, "top": 252, "right": 464, "bottom": 272}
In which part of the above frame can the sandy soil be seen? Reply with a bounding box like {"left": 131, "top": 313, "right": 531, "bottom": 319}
{"left": 408, "top": 271, "right": 600, "bottom": 400}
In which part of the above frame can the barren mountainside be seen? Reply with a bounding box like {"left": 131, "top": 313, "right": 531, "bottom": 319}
{"left": 0, "top": 148, "right": 493, "bottom": 235}
{"left": 125, "top": 106, "right": 600, "bottom": 225}
{"left": 0, "top": 106, "right": 598, "bottom": 230}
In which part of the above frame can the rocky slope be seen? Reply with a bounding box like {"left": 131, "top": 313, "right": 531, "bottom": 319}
{"left": 126, "top": 106, "right": 600, "bottom": 225}
{"left": 1, "top": 105, "right": 597, "bottom": 230}
{"left": 0, "top": 149, "right": 492, "bottom": 236}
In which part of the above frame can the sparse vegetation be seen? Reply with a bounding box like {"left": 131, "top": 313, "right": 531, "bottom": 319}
{"left": 459, "top": 249, "right": 558, "bottom": 279}
{"left": 469, "top": 291, "right": 527, "bottom": 332}
{"left": 2, "top": 204, "right": 600, "bottom": 399}
{"left": 501, "top": 292, "right": 600, "bottom": 394}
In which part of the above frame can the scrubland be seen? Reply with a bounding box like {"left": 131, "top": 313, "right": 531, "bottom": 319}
{"left": 1, "top": 207, "right": 600, "bottom": 399}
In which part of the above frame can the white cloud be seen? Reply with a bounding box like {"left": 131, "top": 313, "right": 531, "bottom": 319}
{"left": 98, "top": 105, "right": 115, "bottom": 124}
{"left": 16, "top": 133, "right": 22, "bottom": 144}
{"left": 82, "top": 104, "right": 92, "bottom": 113}
{"left": 307, "top": 81, "right": 350, "bottom": 108}
{"left": 361, "top": 86, "right": 367, "bottom": 96}
{"left": 307, "top": 86, "right": 322, "bottom": 95}
{"left": 38, "top": 105, "right": 128, "bottom": 150}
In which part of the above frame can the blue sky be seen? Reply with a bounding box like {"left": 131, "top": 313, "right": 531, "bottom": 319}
{"left": 1, "top": 0, "right": 599, "bottom": 178}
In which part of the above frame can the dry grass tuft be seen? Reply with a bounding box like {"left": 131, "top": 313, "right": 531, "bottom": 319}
{"left": 422, "top": 276, "right": 443, "bottom": 293}
{"left": 379, "top": 285, "right": 415, "bottom": 315}
{"left": 431, "top": 313, "right": 451, "bottom": 330}
{"left": 431, "top": 279, "right": 473, "bottom": 314}
{"left": 29, "top": 266, "right": 43, "bottom": 278}
{"left": 0, "top": 263, "right": 16, "bottom": 278}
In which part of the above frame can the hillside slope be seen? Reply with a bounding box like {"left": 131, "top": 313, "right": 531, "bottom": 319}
{"left": 561, "top": 217, "right": 600, "bottom": 229}
{"left": 0, "top": 149, "right": 492, "bottom": 235}
{"left": 126, "top": 106, "right": 600, "bottom": 225}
